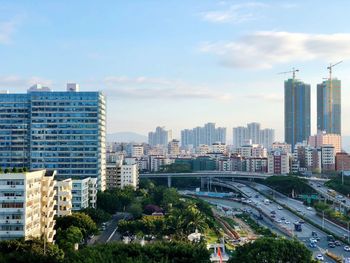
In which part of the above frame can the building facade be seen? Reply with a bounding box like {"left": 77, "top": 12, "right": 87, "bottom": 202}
{"left": 148, "top": 127, "right": 172, "bottom": 147}
{"left": 308, "top": 131, "right": 341, "bottom": 154}
{"left": 284, "top": 78, "right": 311, "bottom": 148}
{"left": 317, "top": 79, "right": 341, "bottom": 135}
{"left": 0, "top": 170, "right": 56, "bottom": 242}
{"left": 55, "top": 178, "right": 72, "bottom": 217}
{"left": 0, "top": 84, "right": 106, "bottom": 190}
{"left": 71, "top": 177, "right": 97, "bottom": 211}
{"left": 180, "top": 123, "right": 226, "bottom": 148}
{"left": 233, "top": 123, "right": 275, "bottom": 149}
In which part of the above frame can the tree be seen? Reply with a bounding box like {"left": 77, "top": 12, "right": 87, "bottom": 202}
{"left": 228, "top": 237, "right": 313, "bottom": 263}
{"left": 4, "top": 168, "right": 9, "bottom": 174}
{"left": 56, "top": 226, "right": 83, "bottom": 252}
{"left": 0, "top": 238, "right": 64, "bottom": 263}
{"left": 55, "top": 213, "right": 97, "bottom": 240}
{"left": 80, "top": 208, "right": 111, "bottom": 226}
{"left": 64, "top": 241, "right": 210, "bottom": 263}
{"left": 127, "top": 201, "right": 143, "bottom": 219}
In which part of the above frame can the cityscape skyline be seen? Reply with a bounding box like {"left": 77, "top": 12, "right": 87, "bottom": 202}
{"left": 2, "top": 1, "right": 350, "bottom": 141}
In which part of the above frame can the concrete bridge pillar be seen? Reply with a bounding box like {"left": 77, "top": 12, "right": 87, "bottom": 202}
{"left": 167, "top": 176, "right": 171, "bottom": 188}
{"left": 201, "top": 177, "right": 205, "bottom": 189}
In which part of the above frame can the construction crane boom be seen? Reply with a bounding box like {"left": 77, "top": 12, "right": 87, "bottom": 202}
{"left": 278, "top": 68, "right": 299, "bottom": 79}
{"left": 327, "top": 60, "right": 343, "bottom": 80}
{"left": 326, "top": 60, "right": 342, "bottom": 133}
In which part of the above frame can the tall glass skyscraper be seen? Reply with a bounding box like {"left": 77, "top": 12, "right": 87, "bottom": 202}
{"left": 284, "top": 78, "right": 311, "bottom": 148}
{"left": 0, "top": 84, "right": 106, "bottom": 190}
{"left": 317, "top": 79, "right": 341, "bottom": 134}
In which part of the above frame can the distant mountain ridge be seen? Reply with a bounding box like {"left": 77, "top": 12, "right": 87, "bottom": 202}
{"left": 107, "top": 132, "right": 147, "bottom": 143}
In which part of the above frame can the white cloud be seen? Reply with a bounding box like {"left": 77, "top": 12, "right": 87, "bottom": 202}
{"left": 245, "top": 93, "right": 283, "bottom": 102}
{"left": 201, "top": 2, "right": 266, "bottom": 24}
{"left": 103, "top": 76, "right": 232, "bottom": 101}
{"left": 0, "top": 17, "right": 21, "bottom": 44}
{"left": 200, "top": 31, "right": 350, "bottom": 69}
{"left": 0, "top": 75, "right": 52, "bottom": 89}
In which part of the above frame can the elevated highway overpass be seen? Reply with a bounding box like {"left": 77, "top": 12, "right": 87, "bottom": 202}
{"left": 140, "top": 171, "right": 272, "bottom": 187}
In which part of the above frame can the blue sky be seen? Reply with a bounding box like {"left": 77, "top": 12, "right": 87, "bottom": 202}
{"left": 1, "top": 0, "right": 350, "bottom": 141}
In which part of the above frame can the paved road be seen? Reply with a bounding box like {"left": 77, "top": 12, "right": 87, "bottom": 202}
{"left": 93, "top": 213, "right": 129, "bottom": 244}
{"left": 245, "top": 181, "right": 350, "bottom": 240}
{"left": 216, "top": 181, "right": 347, "bottom": 262}
{"left": 309, "top": 180, "right": 350, "bottom": 209}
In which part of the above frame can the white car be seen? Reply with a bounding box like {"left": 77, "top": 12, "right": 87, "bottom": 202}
{"left": 309, "top": 238, "right": 317, "bottom": 243}
{"left": 277, "top": 206, "right": 283, "bottom": 210}
{"left": 315, "top": 254, "right": 324, "bottom": 261}
{"left": 344, "top": 245, "right": 350, "bottom": 251}
{"left": 307, "top": 207, "right": 312, "bottom": 211}
{"left": 276, "top": 219, "right": 282, "bottom": 223}
{"left": 285, "top": 220, "right": 290, "bottom": 224}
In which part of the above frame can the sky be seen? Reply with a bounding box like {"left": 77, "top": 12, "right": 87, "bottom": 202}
{"left": 1, "top": 0, "right": 350, "bottom": 142}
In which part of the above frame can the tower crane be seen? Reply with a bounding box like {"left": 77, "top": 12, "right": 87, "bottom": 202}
{"left": 326, "top": 61, "right": 342, "bottom": 133}
{"left": 278, "top": 68, "right": 299, "bottom": 147}
{"left": 278, "top": 68, "right": 299, "bottom": 79}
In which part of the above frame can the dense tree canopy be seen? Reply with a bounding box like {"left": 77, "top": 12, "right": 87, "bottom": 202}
{"left": 80, "top": 208, "right": 111, "bottom": 226}
{"left": 64, "top": 241, "right": 210, "bottom": 263}
{"left": 228, "top": 237, "right": 313, "bottom": 263}
{"left": 0, "top": 239, "right": 64, "bottom": 263}
{"left": 55, "top": 213, "right": 98, "bottom": 240}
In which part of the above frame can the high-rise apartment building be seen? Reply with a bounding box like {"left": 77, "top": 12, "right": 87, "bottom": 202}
{"left": 232, "top": 123, "right": 275, "bottom": 148}
{"left": 0, "top": 170, "right": 56, "bottom": 242}
{"left": 284, "top": 78, "right": 311, "bottom": 148}
{"left": 247, "top": 122, "right": 260, "bottom": 144}
{"left": 0, "top": 84, "right": 106, "bottom": 190}
{"left": 232, "top": 127, "right": 248, "bottom": 148}
{"left": 317, "top": 79, "right": 341, "bottom": 134}
{"left": 180, "top": 123, "right": 226, "bottom": 148}
{"left": 260, "top": 129, "right": 275, "bottom": 149}
{"left": 148, "top": 127, "right": 172, "bottom": 147}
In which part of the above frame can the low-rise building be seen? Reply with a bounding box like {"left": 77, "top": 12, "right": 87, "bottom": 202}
{"left": 336, "top": 152, "right": 350, "bottom": 171}
{"left": 71, "top": 177, "right": 97, "bottom": 211}
{"left": 0, "top": 170, "right": 56, "bottom": 242}
{"left": 268, "top": 151, "right": 290, "bottom": 174}
{"left": 55, "top": 178, "right": 72, "bottom": 217}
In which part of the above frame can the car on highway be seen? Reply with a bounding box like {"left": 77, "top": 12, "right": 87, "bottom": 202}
{"left": 309, "top": 242, "right": 316, "bottom": 248}
{"left": 306, "top": 207, "right": 312, "bottom": 210}
{"left": 270, "top": 210, "right": 276, "bottom": 214}
{"left": 344, "top": 246, "right": 350, "bottom": 251}
{"left": 335, "top": 240, "right": 341, "bottom": 246}
{"left": 328, "top": 242, "right": 336, "bottom": 248}
{"left": 276, "top": 219, "right": 282, "bottom": 223}
{"left": 281, "top": 217, "right": 285, "bottom": 221}
{"left": 285, "top": 220, "right": 290, "bottom": 224}
{"left": 315, "top": 254, "right": 324, "bottom": 261}
{"left": 277, "top": 205, "right": 283, "bottom": 210}
{"left": 299, "top": 220, "right": 305, "bottom": 224}
{"left": 327, "top": 235, "right": 335, "bottom": 242}
{"left": 309, "top": 238, "right": 317, "bottom": 243}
